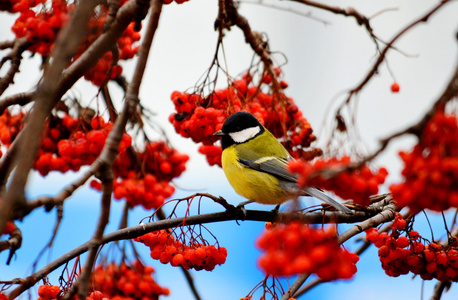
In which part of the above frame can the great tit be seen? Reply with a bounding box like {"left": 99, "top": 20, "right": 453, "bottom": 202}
{"left": 213, "top": 111, "right": 352, "bottom": 214}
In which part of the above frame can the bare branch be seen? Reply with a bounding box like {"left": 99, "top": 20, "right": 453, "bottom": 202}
{"left": 0, "top": 37, "right": 30, "bottom": 97}
{"left": 0, "top": 92, "right": 34, "bottom": 115}
{"left": 339, "top": 0, "right": 452, "bottom": 107}
{"left": 0, "top": 223, "right": 22, "bottom": 265}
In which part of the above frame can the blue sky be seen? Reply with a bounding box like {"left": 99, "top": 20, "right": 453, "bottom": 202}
{"left": 1, "top": 0, "right": 458, "bottom": 299}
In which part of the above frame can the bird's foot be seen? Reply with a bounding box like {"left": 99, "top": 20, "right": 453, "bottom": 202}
{"left": 233, "top": 200, "right": 253, "bottom": 223}
{"left": 271, "top": 204, "right": 280, "bottom": 216}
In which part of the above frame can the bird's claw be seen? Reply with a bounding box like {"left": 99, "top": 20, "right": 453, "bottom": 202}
{"left": 233, "top": 200, "right": 252, "bottom": 223}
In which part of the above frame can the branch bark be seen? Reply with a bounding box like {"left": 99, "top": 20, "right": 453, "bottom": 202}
{"left": 7, "top": 197, "right": 389, "bottom": 299}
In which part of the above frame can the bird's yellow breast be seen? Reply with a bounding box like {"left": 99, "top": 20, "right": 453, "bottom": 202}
{"left": 221, "top": 145, "right": 290, "bottom": 204}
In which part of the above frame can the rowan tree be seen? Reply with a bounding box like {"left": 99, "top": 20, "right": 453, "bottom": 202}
{"left": 0, "top": 0, "right": 458, "bottom": 299}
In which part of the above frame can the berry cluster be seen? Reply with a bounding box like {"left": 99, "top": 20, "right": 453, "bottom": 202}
{"left": 169, "top": 70, "right": 318, "bottom": 166}
{"left": 390, "top": 110, "right": 458, "bottom": 212}
{"left": 134, "top": 229, "right": 227, "bottom": 271}
{"left": 10, "top": 0, "right": 141, "bottom": 85}
{"left": 76, "top": 12, "right": 141, "bottom": 86}
{"left": 37, "top": 284, "right": 61, "bottom": 300}
{"left": 0, "top": 110, "right": 26, "bottom": 147}
{"left": 366, "top": 213, "right": 458, "bottom": 281}
{"left": 198, "top": 144, "right": 222, "bottom": 166}
{"left": 91, "top": 260, "right": 169, "bottom": 299}
{"left": 91, "top": 140, "right": 188, "bottom": 209}
{"left": 139, "top": 141, "right": 189, "bottom": 182}
{"left": 110, "top": 174, "right": 175, "bottom": 209}
{"left": 288, "top": 156, "right": 388, "bottom": 207}
{"left": 0, "top": 293, "right": 8, "bottom": 300}
{"left": 12, "top": 0, "right": 73, "bottom": 56}
{"left": 256, "top": 222, "right": 359, "bottom": 280}
{"left": 34, "top": 114, "right": 132, "bottom": 176}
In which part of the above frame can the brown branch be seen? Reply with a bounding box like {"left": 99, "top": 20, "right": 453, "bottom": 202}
{"left": 27, "top": 169, "right": 97, "bottom": 212}
{"left": 0, "top": 223, "right": 22, "bottom": 265}
{"left": 71, "top": 168, "right": 114, "bottom": 300}
{"left": 291, "top": 0, "right": 373, "bottom": 32}
{"left": 0, "top": 92, "right": 34, "bottom": 115}
{"left": 7, "top": 198, "right": 387, "bottom": 299}
{"left": 0, "top": 40, "right": 16, "bottom": 50}
{"left": 430, "top": 279, "right": 451, "bottom": 300}
{"left": 0, "top": 0, "right": 101, "bottom": 235}
{"left": 0, "top": 37, "right": 30, "bottom": 97}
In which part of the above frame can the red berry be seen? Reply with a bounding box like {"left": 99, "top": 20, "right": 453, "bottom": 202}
{"left": 391, "top": 82, "right": 400, "bottom": 92}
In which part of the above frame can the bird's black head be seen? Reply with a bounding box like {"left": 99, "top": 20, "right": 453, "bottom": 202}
{"left": 214, "top": 111, "right": 264, "bottom": 149}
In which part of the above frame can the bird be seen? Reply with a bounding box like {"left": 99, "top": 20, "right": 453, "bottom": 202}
{"left": 213, "top": 111, "right": 352, "bottom": 214}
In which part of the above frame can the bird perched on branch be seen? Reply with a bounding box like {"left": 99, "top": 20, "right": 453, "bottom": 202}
{"left": 214, "top": 111, "right": 352, "bottom": 214}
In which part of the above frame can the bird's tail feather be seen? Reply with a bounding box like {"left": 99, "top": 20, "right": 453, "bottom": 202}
{"left": 304, "top": 187, "right": 352, "bottom": 214}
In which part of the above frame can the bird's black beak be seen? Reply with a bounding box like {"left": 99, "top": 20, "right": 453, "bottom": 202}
{"left": 213, "top": 130, "right": 225, "bottom": 136}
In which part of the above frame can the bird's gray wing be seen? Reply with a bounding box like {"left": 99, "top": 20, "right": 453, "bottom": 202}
{"left": 239, "top": 157, "right": 353, "bottom": 214}
{"left": 238, "top": 157, "right": 297, "bottom": 182}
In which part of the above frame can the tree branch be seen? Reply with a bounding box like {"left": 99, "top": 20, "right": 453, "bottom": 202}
{"left": 7, "top": 196, "right": 390, "bottom": 299}
{"left": 0, "top": 0, "right": 101, "bottom": 234}
{"left": 339, "top": 0, "right": 452, "bottom": 107}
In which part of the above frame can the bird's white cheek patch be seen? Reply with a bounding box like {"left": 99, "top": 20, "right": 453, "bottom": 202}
{"left": 229, "top": 126, "right": 261, "bottom": 143}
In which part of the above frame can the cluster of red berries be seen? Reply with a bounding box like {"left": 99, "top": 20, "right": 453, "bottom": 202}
{"left": 34, "top": 114, "right": 132, "bottom": 176}
{"left": 390, "top": 110, "right": 458, "bottom": 212}
{"left": 9, "top": 0, "right": 141, "bottom": 85}
{"left": 256, "top": 222, "right": 359, "bottom": 280}
{"left": 0, "top": 110, "right": 25, "bottom": 147}
{"left": 12, "top": 0, "right": 73, "bottom": 56}
{"left": 91, "top": 140, "right": 188, "bottom": 209}
{"left": 135, "top": 229, "right": 228, "bottom": 271}
{"left": 288, "top": 156, "right": 388, "bottom": 207}
{"left": 138, "top": 141, "right": 189, "bottom": 182}
{"left": 198, "top": 144, "right": 222, "bottom": 166}
{"left": 37, "top": 284, "right": 61, "bottom": 300}
{"left": 108, "top": 174, "right": 175, "bottom": 209}
{"left": 366, "top": 213, "right": 458, "bottom": 281}
{"left": 90, "top": 260, "right": 169, "bottom": 299}
{"left": 0, "top": 293, "right": 8, "bottom": 300}
{"left": 169, "top": 70, "right": 318, "bottom": 166}
{"left": 76, "top": 11, "right": 141, "bottom": 86}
